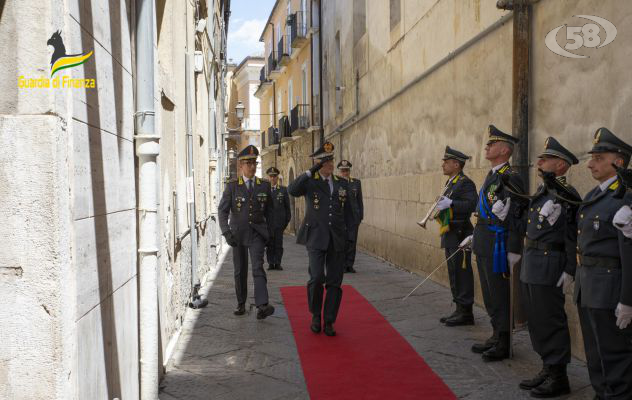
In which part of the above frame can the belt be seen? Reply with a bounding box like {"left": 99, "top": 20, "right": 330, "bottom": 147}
{"left": 525, "top": 238, "right": 565, "bottom": 252}
{"left": 578, "top": 254, "right": 621, "bottom": 269}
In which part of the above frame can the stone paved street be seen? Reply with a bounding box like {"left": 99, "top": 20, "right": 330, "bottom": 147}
{"left": 159, "top": 236, "right": 594, "bottom": 400}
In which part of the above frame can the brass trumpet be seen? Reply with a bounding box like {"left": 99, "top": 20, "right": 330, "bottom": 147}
{"left": 417, "top": 184, "right": 450, "bottom": 229}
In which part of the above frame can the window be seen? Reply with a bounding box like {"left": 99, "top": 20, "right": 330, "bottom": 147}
{"left": 301, "top": 63, "right": 308, "bottom": 105}
{"left": 353, "top": 0, "right": 366, "bottom": 44}
{"left": 390, "top": 0, "right": 401, "bottom": 30}
{"left": 288, "top": 79, "right": 294, "bottom": 111}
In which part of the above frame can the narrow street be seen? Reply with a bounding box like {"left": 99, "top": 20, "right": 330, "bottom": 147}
{"left": 159, "top": 237, "right": 593, "bottom": 400}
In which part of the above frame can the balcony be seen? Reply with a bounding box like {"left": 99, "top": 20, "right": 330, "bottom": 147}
{"left": 268, "top": 51, "right": 280, "bottom": 79}
{"left": 289, "top": 11, "right": 309, "bottom": 48}
{"left": 254, "top": 65, "right": 272, "bottom": 98}
{"left": 265, "top": 126, "right": 279, "bottom": 150}
{"left": 290, "top": 104, "right": 310, "bottom": 134}
{"left": 277, "top": 36, "right": 291, "bottom": 67}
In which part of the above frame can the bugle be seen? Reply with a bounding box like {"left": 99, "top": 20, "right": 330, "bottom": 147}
{"left": 417, "top": 183, "right": 450, "bottom": 229}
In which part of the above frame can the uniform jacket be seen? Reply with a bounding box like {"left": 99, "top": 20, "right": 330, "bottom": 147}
{"left": 269, "top": 184, "right": 291, "bottom": 231}
{"left": 574, "top": 180, "right": 632, "bottom": 309}
{"left": 288, "top": 171, "right": 354, "bottom": 252}
{"left": 218, "top": 176, "right": 273, "bottom": 245}
{"left": 346, "top": 177, "right": 364, "bottom": 226}
{"left": 473, "top": 163, "right": 526, "bottom": 256}
{"left": 521, "top": 177, "right": 579, "bottom": 286}
{"left": 440, "top": 172, "right": 478, "bottom": 249}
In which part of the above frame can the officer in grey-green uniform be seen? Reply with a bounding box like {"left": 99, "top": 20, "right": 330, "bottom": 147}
{"left": 575, "top": 128, "right": 632, "bottom": 400}
{"left": 265, "top": 166, "right": 291, "bottom": 270}
{"left": 288, "top": 142, "right": 354, "bottom": 336}
{"left": 218, "top": 145, "right": 275, "bottom": 320}
{"left": 519, "top": 137, "right": 579, "bottom": 397}
{"left": 434, "top": 146, "right": 478, "bottom": 327}
{"left": 470, "top": 125, "right": 526, "bottom": 362}
{"left": 337, "top": 160, "right": 363, "bottom": 273}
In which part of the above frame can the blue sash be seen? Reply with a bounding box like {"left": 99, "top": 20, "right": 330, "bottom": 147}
{"left": 478, "top": 187, "right": 508, "bottom": 275}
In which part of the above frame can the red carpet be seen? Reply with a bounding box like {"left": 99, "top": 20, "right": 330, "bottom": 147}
{"left": 281, "top": 285, "right": 456, "bottom": 400}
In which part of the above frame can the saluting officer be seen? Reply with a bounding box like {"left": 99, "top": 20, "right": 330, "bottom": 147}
{"left": 434, "top": 146, "right": 478, "bottom": 327}
{"left": 469, "top": 125, "right": 525, "bottom": 362}
{"left": 574, "top": 128, "right": 632, "bottom": 399}
{"left": 288, "top": 142, "right": 354, "bottom": 336}
{"left": 218, "top": 145, "right": 275, "bottom": 320}
{"left": 519, "top": 137, "right": 579, "bottom": 398}
{"left": 337, "top": 160, "right": 363, "bottom": 273}
{"left": 265, "top": 167, "right": 291, "bottom": 271}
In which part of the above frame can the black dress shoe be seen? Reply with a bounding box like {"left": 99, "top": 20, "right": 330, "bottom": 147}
{"left": 276, "top": 264, "right": 283, "bottom": 270}
{"left": 471, "top": 332, "right": 498, "bottom": 353}
{"left": 234, "top": 304, "right": 246, "bottom": 316}
{"left": 440, "top": 309, "right": 458, "bottom": 324}
{"left": 267, "top": 264, "right": 275, "bottom": 270}
{"left": 482, "top": 332, "right": 510, "bottom": 362}
{"left": 445, "top": 304, "right": 474, "bottom": 326}
{"left": 311, "top": 315, "right": 321, "bottom": 333}
{"left": 519, "top": 366, "right": 549, "bottom": 390}
{"left": 347, "top": 266, "right": 356, "bottom": 273}
{"left": 324, "top": 322, "right": 336, "bottom": 336}
{"left": 256, "top": 304, "right": 275, "bottom": 320}
{"left": 530, "top": 365, "right": 570, "bottom": 398}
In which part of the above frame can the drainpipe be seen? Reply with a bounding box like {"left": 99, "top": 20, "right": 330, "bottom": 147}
{"left": 134, "top": 0, "right": 158, "bottom": 398}
{"left": 498, "top": 0, "right": 531, "bottom": 324}
{"left": 317, "top": 0, "right": 324, "bottom": 145}
{"left": 186, "top": 54, "right": 209, "bottom": 309}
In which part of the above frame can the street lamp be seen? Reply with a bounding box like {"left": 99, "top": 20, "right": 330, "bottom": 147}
{"left": 235, "top": 101, "right": 245, "bottom": 123}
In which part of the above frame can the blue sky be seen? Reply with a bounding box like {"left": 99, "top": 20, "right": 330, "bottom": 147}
{"left": 227, "top": 0, "right": 276, "bottom": 65}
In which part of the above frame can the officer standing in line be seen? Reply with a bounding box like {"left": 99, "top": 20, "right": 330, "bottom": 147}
{"left": 574, "top": 128, "right": 632, "bottom": 399}
{"left": 434, "top": 146, "right": 478, "bottom": 327}
{"left": 218, "top": 145, "right": 275, "bottom": 320}
{"left": 337, "top": 160, "right": 363, "bottom": 273}
{"left": 466, "top": 125, "right": 525, "bottom": 362}
{"left": 265, "top": 166, "right": 291, "bottom": 271}
{"left": 518, "top": 137, "right": 579, "bottom": 398}
{"left": 288, "top": 142, "right": 354, "bottom": 336}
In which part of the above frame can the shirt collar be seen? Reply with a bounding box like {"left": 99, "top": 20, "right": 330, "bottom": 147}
{"left": 599, "top": 175, "right": 618, "bottom": 192}
{"left": 491, "top": 162, "right": 508, "bottom": 174}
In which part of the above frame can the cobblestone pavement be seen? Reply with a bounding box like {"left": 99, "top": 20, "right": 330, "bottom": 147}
{"left": 160, "top": 236, "right": 594, "bottom": 400}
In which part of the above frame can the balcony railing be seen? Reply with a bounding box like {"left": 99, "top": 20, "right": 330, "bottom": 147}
{"left": 267, "top": 51, "right": 278, "bottom": 74}
{"left": 277, "top": 36, "right": 291, "bottom": 67}
{"left": 266, "top": 126, "right": 278, "bottom": 148}
{"left": 290, "top": 104, "right": 310, "bottom": 133}
{"left": 289, "top": 11, "right": 309, "bottom": 48}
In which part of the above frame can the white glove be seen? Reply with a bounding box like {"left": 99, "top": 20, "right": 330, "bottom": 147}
{"left": 615, "top": 302, "right": 632, "bottom": 330}
{"left": 435, "top": 196, "right": 453, "bottom": 211}
{"left": 613, "top": 205, "right": 632, "bottom": 239}
{"left": 492, "top": 198, "right": 511, "bottom": 221}
{"left": 556, "top": 271, "right": 574, "bottom": 288}
{"left": 540, "top": 199, "right": 562, "bottom": 226}
{"left": 459, "top": 235, "right": 473, "bottom": 249}
{"left": 507, "top": 252, "right": 521, "bottom": 267}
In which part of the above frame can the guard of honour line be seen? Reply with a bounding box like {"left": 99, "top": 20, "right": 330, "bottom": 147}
{"left": 218, "top": 126, "right": 632, "bottom": 399}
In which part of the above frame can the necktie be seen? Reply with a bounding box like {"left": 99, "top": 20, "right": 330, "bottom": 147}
{"left": 247, "top": 180, "right": 253, "bottom": 194}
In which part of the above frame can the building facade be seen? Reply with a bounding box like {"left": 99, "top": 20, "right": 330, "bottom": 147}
{"left": 256, "top": 0, "right": 321, "bottom": 234}
{"left": 0, "top": 0, "right": 231, "bottom": 398}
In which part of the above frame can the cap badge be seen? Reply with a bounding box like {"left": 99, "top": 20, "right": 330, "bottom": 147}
{"left": 594, "top": 130, "right": 602, "bottom": 145}
{"left": 323, "top": 142, "right": 333, "bottom": 153}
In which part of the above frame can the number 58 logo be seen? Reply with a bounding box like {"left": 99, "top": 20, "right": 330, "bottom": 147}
{"left": 545, "top": 15, "right": 617, "bottom": 59}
